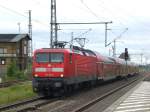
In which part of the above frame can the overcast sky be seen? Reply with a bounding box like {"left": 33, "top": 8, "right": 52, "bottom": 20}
{"left": 0, "top": 0, "right": 150, "bottom": 64}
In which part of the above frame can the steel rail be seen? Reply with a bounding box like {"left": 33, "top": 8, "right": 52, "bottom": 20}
{"left": 17, "top": 98, "right": 59, "bottom": 112}
{"left": 0, "top": 96, "right": 43, "bottom": 111}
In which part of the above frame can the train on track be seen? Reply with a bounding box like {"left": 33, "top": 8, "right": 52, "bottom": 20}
{"left": 32, "top": 46, "right": 139, "bottom": 96}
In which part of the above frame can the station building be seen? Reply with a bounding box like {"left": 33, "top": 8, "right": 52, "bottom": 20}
{"left": 0, "top": 34, "right": 31, "bottom": 77}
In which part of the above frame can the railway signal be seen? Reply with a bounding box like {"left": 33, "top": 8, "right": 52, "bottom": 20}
{"left": 125, "top": 48, "right": 129, "bottom": 61}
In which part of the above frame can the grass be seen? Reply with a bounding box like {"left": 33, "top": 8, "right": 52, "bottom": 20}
{"left": 0, "top": 81, "right": 37, "bottom": 105}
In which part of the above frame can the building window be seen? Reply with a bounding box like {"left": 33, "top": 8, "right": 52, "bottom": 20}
{"left": 0, "top": 48, "right": 7, "bottom": 54}
{"left": 24, "top": 40, "right": 27, "bottom": 45}
{"left": 0, "top": 59, "right": 6, "bottom": 65}
{"left": 17, "top": 49, "right": 20, "bottom": 54}
{"left": 24, "top": 46, "right": 27, "bottom": 54}
{"left": 4, "top": 48, "right": 7, "bottom": 53}
{"left": 0, "top": 48, "right": 3, "bottom": 53}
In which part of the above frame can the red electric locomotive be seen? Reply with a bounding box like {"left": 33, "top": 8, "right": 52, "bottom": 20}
{"left": 32, "top": 46, "right": 98, "bottom": 95}
{"left": 32, "top": 46, "right": 139, "bottom": 96}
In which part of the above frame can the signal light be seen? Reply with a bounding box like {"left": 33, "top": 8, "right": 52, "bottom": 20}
{"left": 125, "top": 48, "right": 129, "bottom": 61}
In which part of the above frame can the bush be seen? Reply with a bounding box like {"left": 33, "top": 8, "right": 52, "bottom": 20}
{"left": 7, "top": 61, "right": 18, "bottom": 77}
{"left": 6, "top": 60, "right": 27, "bottom": 80}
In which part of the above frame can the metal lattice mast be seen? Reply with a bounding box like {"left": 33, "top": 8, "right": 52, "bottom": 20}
{"left": 28, "top": 10, "right": 32, "bottom": 56}
{"left": 50, "top": 0, "right": 57, "bottom": 48}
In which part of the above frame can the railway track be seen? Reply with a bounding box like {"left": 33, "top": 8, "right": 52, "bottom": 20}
{"left": 0, "top": 96, "right": 44, "bottom": 112}
{"left": 16, "top": 97, "right": 59, "bottom": 112}
{"left": 72, "top": 74, "right": 146, "bottom": 112}
{"left": 0, "top": 80, "right": 29, "bottom": 88}
{"left": 0, "top": 93, "right": 63, "bottom": 112}
{"left": 0, "top": 96, "right": 61, "bottom": 112}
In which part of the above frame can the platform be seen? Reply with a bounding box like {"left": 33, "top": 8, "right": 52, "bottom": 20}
{"left": 103, "top": 81, "right": 150, "bottom": 112}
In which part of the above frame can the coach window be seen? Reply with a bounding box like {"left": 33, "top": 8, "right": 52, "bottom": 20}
{"left": 69, "top": 53, "right": 72, "bottom": 64}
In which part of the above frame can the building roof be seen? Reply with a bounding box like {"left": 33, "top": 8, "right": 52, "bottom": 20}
{"left": 0, "top": 34, "right": 31, "bottom": 42}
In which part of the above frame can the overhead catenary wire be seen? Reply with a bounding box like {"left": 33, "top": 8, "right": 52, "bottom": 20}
{"left": 97, "top": 0, "right": 137, "bottom": 27}
{"left": 0, "top": 4, "right": 27, "bottom": 18}
{"left": 0, "top": 4, "right": 49, "bottom": 28}
{"left": 80, "top": 0, "right": 100, "bottom": 19}
{"left": 97, "top": 0, "right": 150, "bottom": 32}
{"left": 32, "top": 0, "right": 41, "bottom": 5}
{"left": 80, "top": 0, "right": 109, "bottom": 21}
{"left": 95, "top": 0, "right": 127, "bottom": 27}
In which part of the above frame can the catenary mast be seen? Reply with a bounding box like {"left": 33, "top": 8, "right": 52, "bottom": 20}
{"left": 50, "top": 0, "right": 57, "bottom": 48}
{"left": 50, "top": 0, "right": 112, "bottom": 48}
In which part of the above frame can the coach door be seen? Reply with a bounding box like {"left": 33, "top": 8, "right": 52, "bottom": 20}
{"left": 97, "top": 61, "right": 104, "bottom": 80}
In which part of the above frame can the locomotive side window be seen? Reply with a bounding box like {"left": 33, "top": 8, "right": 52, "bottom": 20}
{"left": 50, "top": 53, "right": 64, "bottom": 62}
{"left": 36, "top": 53, "right": 49, "bottom": 63}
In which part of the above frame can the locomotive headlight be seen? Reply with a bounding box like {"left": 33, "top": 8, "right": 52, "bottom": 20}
{"left": 60, "top": 74, "right": 64, "bottom": 78}
{"left": 34, "top": 74, "right": 38, "bottom": 77}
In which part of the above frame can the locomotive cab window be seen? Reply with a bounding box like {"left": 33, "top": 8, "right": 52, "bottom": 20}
{"left": 36, "top": 53, "right": 49, "bottom": 63}
{"left": 51, "top": 53, "right": 64, "bottom": 63}
{"left": 35, "top": 53, "right": 64, "bottom": 63}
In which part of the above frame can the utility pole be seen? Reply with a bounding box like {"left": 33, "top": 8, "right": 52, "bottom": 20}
{"left": 113, "top": 40, "right": 116, "bottom": 57}
{"left": 28, "top": 10, "right": 32, "bottom": 56}
{"left": 17, "top": 22, "right": 21, "bottom": 33}
{"left": 140, "top": 53, "right": 143, "bottom": 65}
{"left": 50, "top": 0, "right": 57, "bottom": 48}
{"left": 145, "top": 56, "right": 148, "bottom": 65}
{"left": 107, "top": 28, "right": 128, "bottom": 57}
{"left": 105, "top": 22, "right": 112, "bottom": 47}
